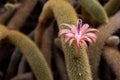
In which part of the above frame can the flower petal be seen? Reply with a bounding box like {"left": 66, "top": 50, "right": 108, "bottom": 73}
{"left": 58, "top": 29, "right": 71, "bottom": 36}
{"left": 81, "top": 36, "right": 93, "bottom": 45}
{"left": 89, "top": 37, "right": 97, "bottom": 43}
{"left": 64, "top": 36, "right": 71, "bottom": 44}
{"left": 86, "top": 28, "right": 99, "bottom": 33}
{"left": 81, "top": 24, "right": 89, "bottom": 33}
{"left": 65, "top": 33, "right": 74, "bottom": 37}
{"left": 58, "top": 18, "right": 98, "bottom": 49}
{"left": 71, "top": 25, "right": 77, "bottom": 32}
{"left": 84, "top": 33, "right": 97, "bottom": 39}
{"left": 69, "top": 38, "right": 75, "bottom": 46}
{"left": 81, "top": 40, "right": 88, "bottom": 50}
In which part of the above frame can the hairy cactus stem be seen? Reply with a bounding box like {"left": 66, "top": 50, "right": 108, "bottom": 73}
{"left": 7, "top": 30, "right": 53, "bottom": 80}
{"left": 35, "top": 1, "right": 54, "bottom": 48}
{"left": 104, "top": 0, "right": 120, "bottom": 17}
{"left": 0, "top": 25, "right": 53, "bottom": 80}
{"left": 41, "top": 0, "right": 92, "bottom": 80}
{"left": 79, "top": 0, "right": 109, "bottom": 23}
{"left": 0, "top": 25, "right": 8, "bottom": 40}
{"left": 103, "top": 47, "right": 120, "bottom": 80}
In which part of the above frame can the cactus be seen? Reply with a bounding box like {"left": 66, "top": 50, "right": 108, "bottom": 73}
{"left": 103, "top": 47, "right": 120, "bottom": 80}
{"left": 106, "top": 36, "right": 119, "bottom": 47}
{"left": 35, "top": 1, "right": 54, "bottom": 48}
{"left": 80, "top": 0, "right": 108, "bottom": 23}
{"left": 38, "top": 0, "right": 92, "bottom": 80}
{"left": 7, "top": 30, "right": 53, "bottom": 80}
{"left": 4, "top": 2, "right": 21, "bottom": 10}
{"left": 0, "top": 25, "right": 53, "bottom": 80}
{"left": 6, "top": 31, "right": 34, "bottom": 79}
{"left": 87, "top": 11, "right": 120, "bottom": 80}
{"left": 54, "top": 38, "right": 62, "bottom": 50}
{"left": 11, "top": 72, "right": 34, "bottom": 80}
{"left": 104, "top": 0, "right": 120, "bottom": 17}
{"left": 0, "top": 25, "right": 8, "bottom": 40}
{"left": 7, "top": 0, "right": 38, "bottom": 30}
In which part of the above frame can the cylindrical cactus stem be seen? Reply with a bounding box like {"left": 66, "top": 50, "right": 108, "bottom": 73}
{"left": 11, "top": 72, "right": 34, "bottom": 80}
{"left": 103, "top": 47, "right": 120, "bottom": 80}
{"left": 54, "top": 38, "right": 62, "bottom": 50}
{"left": 104, "top": 0, "right": 120, "bottom": 17}
{"left": 0, "top": 10, "right": 14, "bottom": 24}
{"left": 7, "top": 0, "right": 38, "bottom": 30}
{"left": 35, "top": 1, "right": 54, "bottom": 48}
{"left": 81, "top": 7, "right": 101, "bottom": 27}
{"left": 80, "top": 0, "right": 108, "bottom": 23}
{"left": 48, "top": 0, "right": 92, "bottom": 80}
{"left": 7, "top": 30, "right": 53, "bottom": 80}
{"left": 0, "top": 25, "right": 8, "bottom": 40}
{"left": 88, "top": 11, "right": 120, "bottom": 80}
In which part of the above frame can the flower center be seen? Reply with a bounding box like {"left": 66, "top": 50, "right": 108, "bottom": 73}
{"left": 77, "top": 19, "right": 82, "bottom": 34}
{"left": 75, "top": 30, "right": 82, "bottom": 40}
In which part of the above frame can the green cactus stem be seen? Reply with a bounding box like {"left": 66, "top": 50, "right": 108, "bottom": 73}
{"left": 6, "top": 31, "right": 34, "bottom": 80}
{"left": 7, "top": 30, "right": 53, "bottom": 80}
{"left": 0, "top": 25, "right": 8, "bottom": 40}
{"left": 104, "top": 0, "right": 120, "bottom": 17}
{"left": 81, "top": 7, "right": 101, "bottom": 27}
{"left": 0, "top": 25, "right": 53, "bottom": 80}
{"left": 80, "top": 0, "right": 108, "bottom": 23}
{"left": 40, "top": 0, "right": 92, "bottom": 80}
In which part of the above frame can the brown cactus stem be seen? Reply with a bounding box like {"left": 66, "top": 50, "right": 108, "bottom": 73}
{"left": 35, "top": 2, "right": 54, "bottom": 48}
{"left": 41, "top": 22, "right": 54, "bottom": 66}
{"left": 53, "top": 46, "right": 69, "bottom": 80}
{"left": 11, "top": 72, "right": 34, "bottom": 80}
{"left": 0, "top": 10, "right": 14, "bottom": 24}
{"left": 103, "top": 47, "right": 120, "bottom": 80}
{"left": 7, "top": 0, "right": 38, "bottom": 30}
{"left": 0, "top": 25, "right": 12, "bottom": 68}
{"left": 17, "top": 56, "right": 27, "bottom": 74}
{"left": 54, "top": 38, "right": 62, "bottom": 50}
{"left": 7, "top": 30, "right": 53, "bottom": 80}
{"left": 6, "top": 48, "right": 22, "bottom": 80}
{"left": 88, "top": 11, "right": 120, "bottom": 80}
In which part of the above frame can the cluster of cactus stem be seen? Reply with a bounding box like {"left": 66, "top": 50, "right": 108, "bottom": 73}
{"left": 0, "top": 0, "right": 120, "bottom": 80}
{"left": 0, "top": 25, "right": 53, "bottom": 80}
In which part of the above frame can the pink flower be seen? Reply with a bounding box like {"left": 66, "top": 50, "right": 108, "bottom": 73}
{"left": 58, "top": 19, "right": 98, "bottom": 49}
